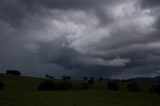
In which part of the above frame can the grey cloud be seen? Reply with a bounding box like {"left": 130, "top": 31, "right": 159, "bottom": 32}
{"left": 141, "top": 0, "right": 160, "bottom": 8}
{"left": 0, "top": 0, "right": 160, "bottom": 78}
{"left": 0, "top": 0, "right": 120, "bottom": 27}
{"left": 19, "top": 0, "right": 121, "bottom": 11}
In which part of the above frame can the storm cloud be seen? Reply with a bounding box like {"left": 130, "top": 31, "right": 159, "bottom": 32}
{"left": 0, "top": 0, "right": 160, "bottom": 79}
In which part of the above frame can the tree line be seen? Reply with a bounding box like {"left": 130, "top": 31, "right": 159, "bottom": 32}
{"left": 37, "top": 75, "right": 160, "bottom": 94}
{"left": 0, "top": 70, "right": 160, "bottom": 94}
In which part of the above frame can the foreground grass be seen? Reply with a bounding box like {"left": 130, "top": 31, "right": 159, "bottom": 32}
{"left": 0, "top": 74, "right": 160, "bottom": 106}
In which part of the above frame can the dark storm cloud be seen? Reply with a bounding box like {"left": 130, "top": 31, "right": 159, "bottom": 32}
{"left": 0, "top": 0, "right": 160, "bottom": 78}
{"left": 0, "top": 0, "right": 28, "bottom": 27}
{"left": 20, "top": 0, "right": 107, "bottom": 9}
{"left": 141, "top": 0, "right": 160, "bottom": 8}
{"left": 0, "top": 0, "right": 114, "bottom": 28}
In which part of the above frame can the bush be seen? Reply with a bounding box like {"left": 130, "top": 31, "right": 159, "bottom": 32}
{"left": 45, "top": 75, "right": 55, "bottom": 79}
{"left": 88, "top": 77, "right": 95, "bottom": 85}
{"left": 127, "top": 82, "right": 141, "bottom": 92}
{"left": 98, "top": 77, "right": 104, "bottom": 81}
{"left": 56, "top": 81, "right": 73, "bottom": 90}
{"left": 121, "top": 79, "right": 127, "bottom": 82}
{"left": 6, "top": 70, "right": 21, "bottom": 76}
{"left": 107, "top": 81, "right": 119, "bottom": 91}
{"left": 80, "top": 83, "right": 88, "bottom": 90}
{"left": 38, "top": 80, "right": 56, "bottom": 91}
{"left": 62, "top": 76, "right": 71, "bottom": 80}
{"left": 150, "top": 82, "right": 160, "bottom": 94}
{"left": 83, "top": 76, "right": 88, "bottom": 80}
{"left": 0, "top": 81, "right": 4, "bottom": 90}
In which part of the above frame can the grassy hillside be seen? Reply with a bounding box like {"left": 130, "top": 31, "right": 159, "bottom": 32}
{"left": 0, "top": 74, "right": 160, "bottom": 106}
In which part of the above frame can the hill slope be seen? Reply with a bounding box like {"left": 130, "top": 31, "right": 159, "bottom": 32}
{"left": 0, "top": 74, "right": 160, "bottom": 106}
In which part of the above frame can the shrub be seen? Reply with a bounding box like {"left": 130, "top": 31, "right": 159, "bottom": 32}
{"left": 107, "top": 81, "right": 119, "bottom": 91}
{"left": 98, "top": 77, "right": 104, "bottom": 81}
{"left": 150, "top": 82, "right": 160, "bottom": 94}
{"left": 127, "top": 82, "right": 141, "bottom": 92}
{"left": 62, "top": 76, "right": 71, "bottom": 80}
{"left": 80, "top": 83, "right": 88, "bottom": 90}
{"left": 67, "top": 76, "right": 71, "bottom": 80}
{"left": 6, "top": 70, "right": 21, "bottom": 76}
{"left": 0, "top": 81, "right": 4, "bottom": 90}
{"left": 56, "top": 81, "right": 73, "bottom": 90}
{"left": 88, "top": 77, "right": 95, "bottom": 85}
{"left": 45, "top": 75, "right": 55, "bottom": 79}
{"left": 121, "top": 79, "right": 127, "bottom": 82}
{"left": 83, "top": 76, "right": 88, "bottom": 80}
{"left": 38, "top": 80, "right": 56, "bottom": 91}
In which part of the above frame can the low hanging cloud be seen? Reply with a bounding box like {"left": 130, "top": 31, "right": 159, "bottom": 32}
{"left": 0, "top": 0, "right": 160, "bottom": 78}
{"left": 99, "top": 58, "right": 131, "bottom": 67}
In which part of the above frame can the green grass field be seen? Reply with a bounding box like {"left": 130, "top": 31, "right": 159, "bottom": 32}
{"left": 0, "top": 74, "right": 160, "bottom": 106}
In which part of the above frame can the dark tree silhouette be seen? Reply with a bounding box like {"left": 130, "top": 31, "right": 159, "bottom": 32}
{"left": 62, "top": 76, "right": 71, "bottom": 80}
{"left": 80, "top": 82, "right": 88, "bottom": 90}
{"left": 98, "top": 77, "right": 104, "bottom": 81}
{"left": 66, "top": 76, "right": 71, "bottom": 80}
{"left": 107, "top": 81, "right": 119, "bottom": 91}
{"left": 45, "top": 74, "right": 55, "bottom": 79}
{"left": 150, "top": 82, "right": 160, "bottom": 94}
{"left": 38, "top": 80, "right": 56, "bottom": 91}
{"left": 83, "top": 76, "right": 88, "bottom": 80}
{"left": 56, "top": 81, "right": 73, "bottom": 90}
{"left": 88, "top": 77, "right": 95, "bottom": 85}
{"left": 121, "top": 79, "right": 127, "bottom": 82}
{"left": 127, "top": 82, "right": 141, "bottom": 92}
{"left": 0, "top": 81, "right": 4, "bottom": 90}
{"left": 6, "top": 70, "right": 21, "bottom": 76}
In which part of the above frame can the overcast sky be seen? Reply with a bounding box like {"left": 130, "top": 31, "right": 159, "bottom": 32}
{"left": 0, "top": 0, "right": 160, "bottom": 79}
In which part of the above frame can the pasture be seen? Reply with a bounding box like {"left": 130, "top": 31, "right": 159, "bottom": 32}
{"left": 0, "top": 74, "right": 159, "bottom": 106}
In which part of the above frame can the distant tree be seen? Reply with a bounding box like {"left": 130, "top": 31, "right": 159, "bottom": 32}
{"left": 113, "top": 79, "right": 121, "bottom": 82}
{"left": 80, "top": 82, "right": 88, "bottom": 90}
{"left": 62, "top": 76, "right": 67, "bottom": 80}
{"left": 88, "top": 77, "right": 95, "bottom": 85}
{"left": 150, "top": 82, "right": 160, "bottom": 94}
{"left": 6, "top": 70, "right": 21, "bottom": 76}
{"left": 38, "top": 80, "right": 56, "bottom": 91}
{"left": 0, "top": 81, "right": 4, "bottom": 90}
{"left": 46, "top": 74, "right": 49, "bottom": 78}
{"left": 56, "top": 81, "right": 73, "bottom": 90}
{"left": 121, "top": 79, "right": 127, "bottom": 82}
{"left": 107, "top": 81, "right": 119, "bottom": 91}
{"left": 98, "top": 77, "right": 104, "bottom": 81}
{"left": 66, "top": 76, "right": 71, "bottom": 80}
{"left": 45, "top": 74, "right": 55, "bottom": 79}
{"left": 127, "top": 82, "right": 141, "bottom": 92}
{"left": 62, "top": 76, "right": 71, "bottom": 80}
{"left": 83, "top": 76, "right": 88, "bottom": 80}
